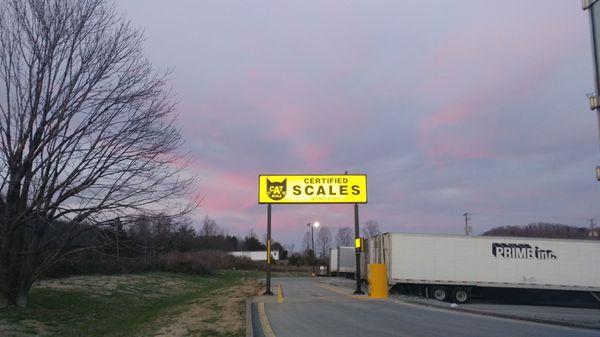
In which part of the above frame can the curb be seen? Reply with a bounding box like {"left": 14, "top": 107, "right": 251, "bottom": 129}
{"left": 454, "top": 306, "right": 600, "bottom": 331}
{"left": 322, "top": 282, "right": 600, "bottom": 331}
{"left": 246, "top": 300, "right": 254, "bottom": 337}
{"left": 395, "top": 297, "right": 600, "bottom": 331}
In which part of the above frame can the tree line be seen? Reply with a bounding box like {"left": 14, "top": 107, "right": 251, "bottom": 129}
{"left": 288, "top": 220, "right": 380, "bottom": 266}
{"left": 87, "top": 215, "right": 290, "bottom": 263}
{"left": 482, "top": 222, "right": 597, "bottom": 239}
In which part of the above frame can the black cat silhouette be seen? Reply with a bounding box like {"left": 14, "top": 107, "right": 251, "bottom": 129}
{"left": 266, "top": 179, "right": 287, "bottom": 200}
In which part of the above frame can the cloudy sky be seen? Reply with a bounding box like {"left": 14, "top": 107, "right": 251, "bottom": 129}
{"left": 118, "top": 0, "right": 600, "bottom": 246}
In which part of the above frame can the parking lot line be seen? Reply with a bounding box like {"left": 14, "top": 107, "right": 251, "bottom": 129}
{"left": 277, "top": 284, "right": 284, "bottom": 303}
{"left": 316, "top": 283, "right": 371, "bottom": 300}
{"left": 258, "top": 302, "right": 277, "bottom": 337}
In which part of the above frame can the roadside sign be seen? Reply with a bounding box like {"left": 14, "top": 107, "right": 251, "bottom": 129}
{"left": 258, "top": 174, "right": 367, "bottom": 204}
{"left": 259, "top": 173, "right": 368, "bottom": 296}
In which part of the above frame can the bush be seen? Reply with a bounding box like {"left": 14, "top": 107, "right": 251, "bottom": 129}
{"left": 158, "top": 250, "right": 255, "bottom": 275}
{"left": 43, "top": 249, "right": 258, "bottom": 279}
{"left": 45, "top": 251, "right": 152, "bottom": 278}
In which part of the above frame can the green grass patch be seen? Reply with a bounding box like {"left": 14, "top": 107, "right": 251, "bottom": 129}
{"left": 0, "top": 270, "right": 260, "bottom": 337}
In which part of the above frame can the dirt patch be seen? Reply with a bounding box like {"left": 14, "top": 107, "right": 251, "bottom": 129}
{"left": 149, "top": 279, "right": 262, "bottom": 337}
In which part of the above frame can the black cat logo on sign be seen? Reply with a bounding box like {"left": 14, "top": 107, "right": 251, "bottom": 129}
{"left": 266, "top": 179, "right": 287, "bottom": 200}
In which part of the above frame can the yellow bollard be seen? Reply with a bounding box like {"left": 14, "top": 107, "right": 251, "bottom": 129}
{"left": 369, "top": 264, "right": 389, "bottom": 298}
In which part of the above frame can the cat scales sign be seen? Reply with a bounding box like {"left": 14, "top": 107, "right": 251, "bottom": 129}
{"left": 258, "top": 174, "right": 367, "bottom": 204}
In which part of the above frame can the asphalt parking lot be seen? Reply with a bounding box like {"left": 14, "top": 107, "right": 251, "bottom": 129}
{"left": 252, "top": 277, "right": 600, "bottom": 337}
{"left": 321, "top": 277, "right": 600, "bottom": 330}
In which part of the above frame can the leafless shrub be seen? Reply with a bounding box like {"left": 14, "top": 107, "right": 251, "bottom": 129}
{"left": 362, "top": 220, "right": 380, "bottom": 238}
{"left": 335, "top": 227, "right": 354, "bottom": 246}
{"left": 159, "top": 251, "right": 254, "bottom": 274}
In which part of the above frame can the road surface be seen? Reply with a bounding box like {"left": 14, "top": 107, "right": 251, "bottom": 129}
{"left": 254, "top": 277, "right": 600, "bottom": 337}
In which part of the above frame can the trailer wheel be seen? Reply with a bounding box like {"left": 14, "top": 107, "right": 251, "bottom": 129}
{"left": 431, "top": 286, "right": 448, "bottom": 301}
{"left": 452, "top": 287, "right": 470, "bottom": 303}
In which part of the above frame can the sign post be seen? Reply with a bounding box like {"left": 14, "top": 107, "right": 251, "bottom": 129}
{"left": 258, "top": 174, "right": 368, "bottom": 295}
{"left": 353, "top": 203, "right": 364, "bottom": 294}
{"left": 264, "top": 203, "right": 273, "bottom": 295}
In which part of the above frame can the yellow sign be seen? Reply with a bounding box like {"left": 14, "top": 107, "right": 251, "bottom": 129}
{"left": 258, "top": 174, "right": 367, "bottom": 204}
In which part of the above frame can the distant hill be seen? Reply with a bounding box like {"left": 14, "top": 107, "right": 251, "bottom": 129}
{"left": 481, "top": 222, "right": 594, "bottom": 240}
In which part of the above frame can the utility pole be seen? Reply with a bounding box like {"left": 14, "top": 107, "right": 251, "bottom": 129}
{"left": 590, "top": 218, "right": 598, "bottom": 239}
{"left": 463, "top": 212, "right": 471, "bottom": 236}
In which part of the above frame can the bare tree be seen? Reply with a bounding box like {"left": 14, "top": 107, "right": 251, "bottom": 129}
{"left": 199, "top": 215, "right": 221, "bottom": 237}
{"left": 247, "top": 229, "right": 258, "bottom": 239}
{"left": 335, "top": 227, "right": 353, "bottom": 246}
{"left": 316, "top": 226, "right": 332, "bottom": 260}
{"left": 129, "top": 214, "right": 152, "bottom": 264}
{"left": 0, "top": 0, "right": 194, "bottom": 307}
{"left": 302, "top": 230, "right": 311, "bottom": 254}
{"left": 362, "top": 220, "right": 380, "bottom": 238}
{"left": 285, "top": 243, "right": 295, "bottom": 255}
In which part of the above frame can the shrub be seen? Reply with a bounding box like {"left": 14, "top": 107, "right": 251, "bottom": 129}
{"left": 158, "top": 250, "right": 255, "bottom": 275}
{"left": 43, "top": 249, "right": 258, "bottom": 279}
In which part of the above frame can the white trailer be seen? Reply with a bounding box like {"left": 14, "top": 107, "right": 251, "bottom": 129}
{"left": 329, "top": 246, "right": 355, "bottom": 276}
{"left": 329, "top": 248, "right": 338, "bottom": 275}
{"left": 365, "top": 233, "right": 600, "bottom": 303}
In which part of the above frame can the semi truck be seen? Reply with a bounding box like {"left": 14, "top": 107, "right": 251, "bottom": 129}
{"left": 329, "top": 246, "right": 355, "bottom": 277}
{"left": 364, "top": 233, "right": 600, "bottom": 303}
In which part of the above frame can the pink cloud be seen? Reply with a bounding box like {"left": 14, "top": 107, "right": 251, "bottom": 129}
{"left": 419, "top": 101, "right": 473, "bottom": 131}
{"left": 416, "top": 12, "right": 580, "bottom": 165}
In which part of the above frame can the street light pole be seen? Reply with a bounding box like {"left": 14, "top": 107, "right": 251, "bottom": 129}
{"left": 307, "top": 221, "right": 319, "bottom": 277}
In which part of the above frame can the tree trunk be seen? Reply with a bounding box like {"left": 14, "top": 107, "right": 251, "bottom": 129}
{"left": 0, "top": 230, "right": 34, "bottom": 308}
{"left": 15, "top": 286, "right": 29, "bottom": 308}
{"left": 0, "top": 275, "right": 32, "bottom": 308}
{"left": 0, "top": 290, "right": 29, "bottom": 308}
{"left": 0, "top": 290, "right": 8, "bottom": 308}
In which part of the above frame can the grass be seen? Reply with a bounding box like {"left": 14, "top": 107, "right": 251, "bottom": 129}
{"left": 0, "top": 270, "right": 262, "bottom": 337}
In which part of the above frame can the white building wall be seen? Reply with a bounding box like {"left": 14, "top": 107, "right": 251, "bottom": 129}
{"left": 229, "top": 251, "right": 279, "bottom": 261}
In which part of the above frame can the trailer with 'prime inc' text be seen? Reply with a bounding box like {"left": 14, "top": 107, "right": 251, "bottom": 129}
{"left": 365, "top": 233, "right": 600, "bottom": 303}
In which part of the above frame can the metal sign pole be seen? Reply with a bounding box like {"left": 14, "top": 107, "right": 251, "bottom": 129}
{"left": 353, "top": 203, "right": 364, "bottom": 294}
{"left": 264, "top": 203, "right": 273, "bottom": 295}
